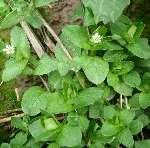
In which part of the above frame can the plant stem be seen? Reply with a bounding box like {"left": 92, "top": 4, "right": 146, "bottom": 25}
{"left": 0, "top": 81, "right": 3, "bottom": 87}
{"left": 15, "top": 88, "right": 20, "bottom": 101}
{"left": 75, "top": 72, "right": 85, "bottom": 88}
{"left": 39, "top": 76, "right": 50, "bottom": 91}
{"left": 125, "top": 96, "right": 130, "bottom": 109}
{"left": 44, "top": 31, "right": 55, "bottom": 53}
{"left": 21, "top": 21, "right": 44, "bottom": 58}
{"left": 120, "top": 94, "right": 123, "bottom": 108}
{"left": 39, "top": 15, "right": 72, "bottom": 60}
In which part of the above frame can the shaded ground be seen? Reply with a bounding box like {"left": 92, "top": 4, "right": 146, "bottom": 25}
{"left": 44, "top": 0, "right": 80, "bottom": 33}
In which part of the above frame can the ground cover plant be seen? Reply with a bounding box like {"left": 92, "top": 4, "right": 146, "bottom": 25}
{"left": 0, "top": 0, "right": 150, "bottom": 147}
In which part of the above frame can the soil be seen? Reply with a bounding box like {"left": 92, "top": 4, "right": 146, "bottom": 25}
{"left": 44, "top": 0, "right": 80, "bottom": 33}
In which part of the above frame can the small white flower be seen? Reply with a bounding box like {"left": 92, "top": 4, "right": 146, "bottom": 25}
{"left": 3, "top": 44, "right": 15, "bottom": 55}
{"left": 91, "top": 33, "right": 103, "bottom": 44}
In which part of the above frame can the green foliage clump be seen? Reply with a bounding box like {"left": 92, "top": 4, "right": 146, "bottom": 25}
{"left": 0, "top": 0, "right": 150, "bottom": 147}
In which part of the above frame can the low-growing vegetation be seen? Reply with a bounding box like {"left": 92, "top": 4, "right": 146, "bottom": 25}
{"left": 0, "top": 0, "right": 150, "bottom": 147}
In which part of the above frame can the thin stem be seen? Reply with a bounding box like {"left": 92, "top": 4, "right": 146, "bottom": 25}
{"left": 120, "top": 94, "right": 123, "bottom": 108}
{"left": 0, "top": 81, "right": 3, "bottom": 87}
{"left": 125, "top": 96, "right": 130, "bottom": 109}
{"left": 141, "top": 131, "right": 144, "bottom": 140}
{"left": 39, "top": 15, "right": 72, "bottom": 60}
{"left": 44, "top": 31, "right": 55, "bottom": 53}
{"left": 15, "top": 88, "right": 20, "bottom": 101}
{"left": 75, "top": 72, "right": 85, "bottom": 88}
{"left": 21, "top": 21, "right": 44, "bottom": 58}
{"left": 39, "top": 76, "right": 49, "bottom": 91}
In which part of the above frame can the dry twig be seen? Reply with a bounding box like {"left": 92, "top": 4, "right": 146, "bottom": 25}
{"left": 0, "top": 113, "right": 25, "bottom": 124}
{"left": 21, "top": 21, "right": 44, "bottom": 58}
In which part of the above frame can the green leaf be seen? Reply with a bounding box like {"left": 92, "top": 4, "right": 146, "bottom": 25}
{"left": 129, "top": 119, "right": 143, "bottom": 135}
{"left": 119, "top": 109, "right": 135, "bottom": 125}
{"left": 90, "top": 142, "right": 104, "bottom": 148}
{"left": 139, "top": 92, "right": 150, "bottom": 109}
{"left": 135, "top": 139, "right": 150, "bottom": 148}
{"left": 114, "top": 82, "right": 133, "bottom": 96}
{"left": 122, "top": 71, "right": 141, "bottom": 87}
{"left": 74, "top": 87, "right": 104, "bottom": 107}
{"left": 101, "top": 121, "right": 119, "bottom": 137}
{"left": 61, "top": 25, "right": 91, "bottom": 49}
{"left": 137, "top": 114, "right": 149, "bottom": 127}
{"left": 0, "top": 10, "right": 22, "bottom": 29}
{"left": 142, "top": 72, "right": 150, "bottom": 85}
{"left": 11, "top": 117, "right": 28, "bottom": 131}
{"left": 34, "top": 54, "right": 57, "bottom": 75}
{"left": 0, "top": 0, "right": 10, "bottom": 20}
{"left": 129, "top": 93, "right": 140, "bottom": 109}
{"left": 25, "top": 10, "right": 42, "bottom": 28}
{"left": 112, "top": 61, "right": 134, "bottom": 75}
{"left": 111, "top": 15, "right": 132, "bottom": 34}
{"left": 103, "top": 106, "right": 117, "bottom": 120}
{"left": 133, "top": 22, "right": 145, "bottom": 42}
{"left": 125, "top": 24, "right": 137, "bottom": 43}
{"left": 111, "top": 15, "right": 132, "bottom": 42}
{"left": 82, "top": 0, "right": 130, "bottom": 24}
{"left": 0, "top": 39, "right": 5, "bottom": 53}
{"left": 10, "top": 132, "right": 27, "bottom": 147}
{"left": 48, "top": 143, "right": 60, "bottom": 148}
{"left": 84, "top": 8, "right": 95, "bottom": 26}
{"left": 34, "top": 0, "right": 57, "bottom": 7}
{"left": 78, "top": 116, "right": 89, "bottom": 132}
{"left": 103, "top": 50, "right": 128, "bottom": 62}
{"left": 60, "top": 30, "right": 82, "bottom": 58}
{"left": 0, "top": 143, "right": 11, "bottom": 148}
{"left": 29, "top": 119, "right": 59, "bottom": 142}
{"left": 83, "top": 57, "right": 109, "bottom": 84}
{"left": 48, "top": 71, "right": 76, "bottom": 90}
{"left": 25, "top": 138, "right": 42, "bottom": 148}
{"left": 107, "top": 72, "right": 119, "bottom": 87}
{"left": 92, "top": 130, "right": 115, "bottom": 144}
{"left": 44, "top": 118, "right": 58, "bottom": 131}
{"left": 21, "top": 86, "right": 47, "bottom": 116}
{"left": 57, "top": 125, "right": 82, "bottom": 147}
{"left": 2, "top": 58, "right": 27, "bottom": 82}
{"left": 89, "top": 102, "right": 104, "bottom": 119}
{"left": 45, "top": 93, "right": 73, "bottom": 114}
{"left": 54, "top": 46, "right": 73, "bottom": 76}
{"left": 103, "top": 41, "right": 123, "bottom": 51}
{"left": 118, "top": 128, "right": 134, "bottom": 147}
{"left": 127, "top": 38, "right": 150, "bottom": 59}
{"left": 67, "top": 113, "right": 89, "bottom": 132}
{"left": 11, "top": 26, "right": 30, "bottom": 61}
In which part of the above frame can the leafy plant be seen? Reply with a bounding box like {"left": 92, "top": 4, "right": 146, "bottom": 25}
{"left": 0, "top": 0, "right": 150, "bottom": 147}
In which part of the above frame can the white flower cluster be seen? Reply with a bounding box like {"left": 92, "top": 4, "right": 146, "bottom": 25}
{"left": 91, "top": 33, "right": 103, "bottom": 44}
{"left": 3, "top": 44, "right": 15, "bottom": 55}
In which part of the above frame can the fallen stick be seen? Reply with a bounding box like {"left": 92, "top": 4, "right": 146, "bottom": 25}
{"left": 0, "top": 113, "right": 25, "bottom": 124}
